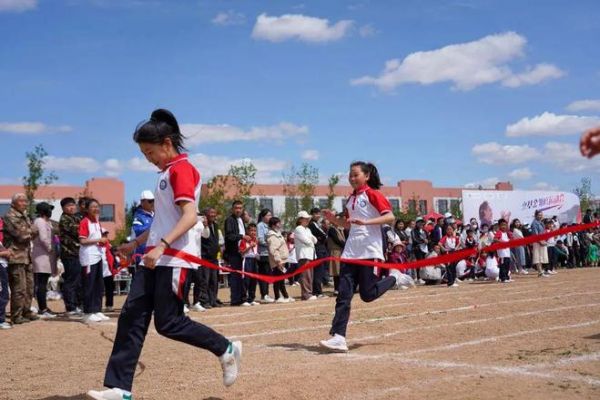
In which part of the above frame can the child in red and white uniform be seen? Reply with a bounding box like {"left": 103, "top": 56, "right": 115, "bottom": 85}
{"left": 79, "top": 198, "right": 109, "bottom": 323}
{"left": 320, "top": 161, "right": 402, "bottom": 353}
{"left": 239, "top": 223, "right": 259, "bottom": 306}
{"left": 493, "top": 218, "right": 513, "bottom": 283}
{"left": 440, "top": 225, "right": 462, "bottom": 288}
{"left": 87, "top": 109, "right": 241, "bottom": 400}
{"left": 100, "top": 229, "right": 117, "bottom": 312}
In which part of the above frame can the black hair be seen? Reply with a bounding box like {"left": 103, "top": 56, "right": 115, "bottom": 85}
{"left": 268, "top": 217, "right": 281, "bottom": 228}
{"left": 247, "top": 223, "right": 257, "bottom": 230}
{"left": 498, "top": 218, "right": 507, "bottom": 225}
{"left": 310, "top": 207, "right": 321, "bottom": 215}
{"left": 36, "top": 205, "right": 52, "bottom": 219}
{"left": 480, "top": 223, "right": 489, "bottom": 230}
{"left": 78, "top": 197, "right": 90, "bottom": 207}
{"left": 534, "top": 209, "right": 543, "bottom": 217}
{"left": 60, "top": 197, "right": 76, "bottom": 208}
{"left": 133, "top": 109, "right": 186, "bottom": 153}
{"left": 350, "top": 161, "right": 382, "bottom": 190}
{"left": 232, "top": 200, "right": 244, "bottom": 208}
{"left": 258, "top": 208, "right": 271, "bottom": 222}
{"left": 510, "top": 219, "right": 521, "bottom": 231}
{"left": 84, "top": 198, "right": 100, "bottom": 216}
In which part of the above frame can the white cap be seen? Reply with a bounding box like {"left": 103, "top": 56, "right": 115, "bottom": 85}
{"left": 444, "top": 212, "right": 452, "bottom": 218}
{"left": 297, "top": 210, "right": 311, "bottom": 219}
{"left": 140, "top": 190, "right": 155, "bottom": 200}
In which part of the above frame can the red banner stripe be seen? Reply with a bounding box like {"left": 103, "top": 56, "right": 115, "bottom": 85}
{"left": 145, "top": 221, "right": 599, "bottom": 284}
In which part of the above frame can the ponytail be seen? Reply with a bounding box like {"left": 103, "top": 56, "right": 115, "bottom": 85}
{"left": 133, "top": 108, "right": 186, "bottom": 153}
{"left": 350, "top": 161, "right": 383, "bottom": 189}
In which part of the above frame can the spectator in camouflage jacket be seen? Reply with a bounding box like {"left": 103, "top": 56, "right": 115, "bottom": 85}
{"left": 2, "top": 193, "right": 38, "bottom": 324}
{"left": 58, "top": 197, "right": 83, "bottom": 313}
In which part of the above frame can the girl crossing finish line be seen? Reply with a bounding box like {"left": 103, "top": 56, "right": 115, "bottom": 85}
{"left": 87, "top": 109, "right": 242, "bottom": 400}
{"left": 320, "top": 161, "right": 405, "bottom": 353}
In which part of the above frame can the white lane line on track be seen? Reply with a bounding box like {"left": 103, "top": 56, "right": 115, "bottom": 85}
{"left": 230, "top": 290, "right": 600, "bottom": 339}
{"left": 195, "top": 278, "right": 580, "bottom": 320}
{"left": 346, "top": 320, "right": 600, "bottom": 359}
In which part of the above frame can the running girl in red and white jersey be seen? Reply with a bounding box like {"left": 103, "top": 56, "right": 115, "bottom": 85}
{"left": 320, "top": 161, "right": 402, "bottom": 352}
{"left": 87, "top": 109, "right": 241, "bottom": 400}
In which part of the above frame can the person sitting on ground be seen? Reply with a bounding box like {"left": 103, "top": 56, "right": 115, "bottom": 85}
{"left": 554, "top": 240, "right": 569, "bottom": 268}
{"left": 421, "top": 244, "right": 443, "bottom": 285}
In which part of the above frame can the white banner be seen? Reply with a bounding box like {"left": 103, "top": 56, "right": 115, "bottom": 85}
{"left": 462, "top": 190, "right": 581, "bottom": 226}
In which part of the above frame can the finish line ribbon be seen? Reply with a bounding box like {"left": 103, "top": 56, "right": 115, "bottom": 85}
{"left": 147, "top": 221, "right": 599, "bottom": 284}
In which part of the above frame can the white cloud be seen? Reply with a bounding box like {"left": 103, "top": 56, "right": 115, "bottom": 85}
{"left": 0, "top": 122, "right": 72, "bottom": 135}
{"left": 505, "top": 112, "right": 600, "bottom": 137}
{"left": 501, "top": 63, "right": 565, "bottom": 88}
{"left": 464, "top": 177, "right": 500, "bottom": 189}
{"left": 104, "top": 159, "right": 123, "bottom": 177}
{"left": 251, "top": 13, "right": 353, "bottom": 43}
{"left": 301, "top": 149, "right": 320, "bottom": 160}
{"left": 532, "top": 182, "right": 559, "bottom": 191}
{"left": 0, "top": 0, "right": 37, "bottom": 13}
{"left": 542, "top": 141, "right": 600, "bottom": 172}
{"left": 126, "top": 157, "right": 157, "bottom": 172}
{"left": 188, "top": 153, "right": 289, "bottom": 183}
{"left": 358, "top": 24, "right": 377, "bottom": 37}
{"left": 508, "top": 167, "right": 533, "bottom": 180}
{"left": 471, "top": 142, "right": 541, "bottom": 165}
{"left": 351, "top": 32, "right": 564, "bottom": 91}
{"left": 566, "top": 99, "right": 600, "bottom": 113}
{"left": 212, "top": 10, "right": 245, "bottom": 26}
{"left": 182, "top": 122, "right": 308, "bottom": 145}
{"left": 124, "top": 153, "right": 290, "bottom": 183}
{"left": 43, "top": 156, "right": 101, "bottom": 173}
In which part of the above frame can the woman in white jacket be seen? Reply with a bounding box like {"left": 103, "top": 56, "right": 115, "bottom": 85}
{"left": 293, "top": 211, "right": 317, "bottom": 301}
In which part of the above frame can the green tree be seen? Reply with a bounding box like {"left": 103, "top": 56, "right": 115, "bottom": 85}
{"left": 573, "top": 177, "right": 593, "bottom": 212}
{"left": 22, "top": 144, "right": 58, "bottom": 215}
{"left": 112, "top": 201, "right": 137, "bottom": 245}
{"left": 326, "top": 174, "right": 340, "bottom": 210}
{"left": 297, "top": 162, "right": 319, "bottom": 212}
{"left": 228, "top": 161, "right": 258, "bottom": 219}
{"left": 199, "top": 175, "right": 229, "bottom": 228}
{"left": 281, "top": 166, "right": 300, "bottom": 229}
{"left": 450, "top": 199, "right": 463, "bottom": 220}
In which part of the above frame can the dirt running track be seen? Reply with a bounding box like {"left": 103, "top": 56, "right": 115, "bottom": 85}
{"left": 2, "top": 268, "right": 600, "bottom": 400}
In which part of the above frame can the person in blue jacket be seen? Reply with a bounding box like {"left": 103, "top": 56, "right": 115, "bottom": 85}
{"left": 130, "top": 190, "right": 155, "bottom": 275}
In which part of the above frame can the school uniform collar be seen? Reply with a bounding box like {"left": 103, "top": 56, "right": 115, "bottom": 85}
{"left": 351, "top": 184, "right": 370, "bottom": 196}
{"left": 162, "top": 153, "right": 188, "bottom": 171}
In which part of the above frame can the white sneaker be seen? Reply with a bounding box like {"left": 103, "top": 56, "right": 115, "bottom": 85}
{"left": 275, "top": 297, "right": 289, "bottom": 303}
{"left": 241, "top": 302, "right": 252, "bottom": 307}
{"left": 548, "top": 270, "right": 557, "bottom": 275}
{"left": 307, "top": 295, "right": 317, "bottom": 301}
{"left": 30, "top": 306, "right": 39, "bottom": 314}
{"left": 317, "top": 294, "right": 326, "bottom": 299}
{"left": 95, "top": 312, "right": 110, "bottom": 321}
{"left": 250, "top": 301, "right": 260, "bottom": 306}
{"left": 319, "top": 334, "right": 349, "bottom": 353}
{"left": 219, "top": 341, "right": 242, "bottom": 387}
{"left": 67, "top": 310, "right": 83, "bottom": 319}
{"left": 417, "top": 279, "right": 426, "bottom": 285}
{"left": 287, "top": 297, "right": 295, "bottom": 302}
{"left": 84, "top": 313, "right": 103, "bottom": 324}
{"left": 293, "top": 282, "right": 300, "bottom": 286}
{"left": 183, "top": 305, "right": 190, "bottom": 313}
{"left": 0, "top": 322, "right": 12, "bottom": 330}
{"left": 449, "top": 282, "right": 459, "bottom": 288}
{"left": 191, "top": 303, "right": 206, "bottom": 312}
{"left": 522, "top": 269, "right": 529, "bottom": 275}
{"left": 87, "top": 387, "right": 132, "bottom": 400}
{"left": 40, "top": 311, "right": 57, "bottom": 319}
{"left": 261, "top": 295, "right": 275, "bottom": 303}
{"left": 399, "top": 285, "right": 409, "bottom": 290}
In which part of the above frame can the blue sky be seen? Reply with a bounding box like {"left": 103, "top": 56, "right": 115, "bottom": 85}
{"left": 1, "top": 0, "right": 599, "bottom": 202}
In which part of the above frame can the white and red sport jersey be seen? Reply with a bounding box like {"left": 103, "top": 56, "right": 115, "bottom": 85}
{"left": 494, "top": 230, "right": 512, "bottom": 258}
{"left": 342, "top": 185, "right": 392, "bottom": 260}
{"left": 143, "top": 154, "right": 201, "bottom": 269}
{"left": 78, "top": 216, "right": 103, "bottom": 266}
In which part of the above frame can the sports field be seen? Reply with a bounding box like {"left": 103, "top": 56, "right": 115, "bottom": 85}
{"left": 2, "top": 268, "right": 600, "bottom": 400}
